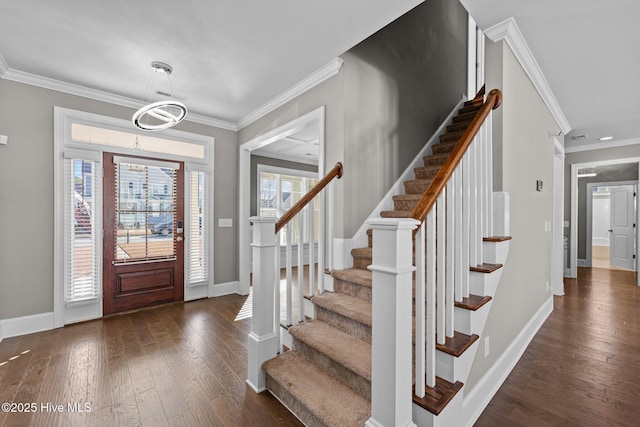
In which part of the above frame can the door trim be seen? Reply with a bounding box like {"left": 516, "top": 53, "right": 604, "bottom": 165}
{"left": 53, "top": 107, "right": 214, "bottom": 328}
{"left": 569, "top": 157, "right": 640, "bottom": 286}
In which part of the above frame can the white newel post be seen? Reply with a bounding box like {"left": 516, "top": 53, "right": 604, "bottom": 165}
{"left": 366, "top": 218, "right": 419, "bottom": 427}
{"left": 247, "top": 217, "right": 279, "bottom": 393}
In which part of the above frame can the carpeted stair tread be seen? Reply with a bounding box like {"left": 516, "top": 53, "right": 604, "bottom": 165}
{"left": 380, "top": 210, "right": 411, "bottom": 218}
{"left": 404, "top": 178, "right": 433, "bottom": 194}
{"left": 332, "top": 268, "right": 372, "bottom": 289}
{"left": 439, "top": 130, "right": 465, "bottom": 144}
{"left": 289, "top": 320, "right": 371, "bottom": 381}
{"left": 312, "top": 293, "right": 372, "bottom": 327}
{"left": 263, "top": 351, "right": 370, "bottom": 427}
{"left": 431, "top": 141, "right": 458, "bottom": 155}
{"left": 423, "top": 152, "right": 450, "bottom": 166}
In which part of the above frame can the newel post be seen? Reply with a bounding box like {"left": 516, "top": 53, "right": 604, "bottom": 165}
{"left": 246, "top": 217, "right": 279, "bottom": 393}
{"left": 366, "top": 218, "right": 419, "bottom": 427}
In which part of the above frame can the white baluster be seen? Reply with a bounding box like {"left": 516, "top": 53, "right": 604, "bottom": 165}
{"left": 436, "top": 191, "right": 446, "bottom": 345}
{"left": 298, "top": 210, "right": 305, "bottom": 323}
{"left": 286, "top": 222, "right": 293, "bottom": 326}
{"left": 446, "top": 179, "right": 455, "bottom": 338}
{"left": 308, "top": 199, "right": 315, "bottom": 296}
{"left": 462, "top": 152, "right": 471, "bottom": 298}
{"left": 487, "top": 112, "right": 494, "bottom": 237}
{"left": 454, "top": 165, "right": 463, "bottom": 302}
{"left": 275, "top": 230, "right": 281, "bottom": 343}
{"left": 327, "top": 181, "right": 335, "bottom": 273}
{"left": 469, "top": 142, "right": 478, "bottom": 268}
{"left": 415, "top": 222, "right": 426, "bottom": 397}
{"left": 318, "top": 189, "right": 325, "bottom": 294}
{"left": 426, "top": 209, "right": 436, "bottom": 388}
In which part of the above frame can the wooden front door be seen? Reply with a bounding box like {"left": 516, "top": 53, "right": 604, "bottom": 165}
{"left": 103, "top": 153, "right": 184, "bottom": 315}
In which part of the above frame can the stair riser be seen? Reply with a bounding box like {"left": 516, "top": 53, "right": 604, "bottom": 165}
{"left": 292, "top": 338, "right": 371, "bottom": 399}
{"left": 483, "top": 240, "right": 510, "bottom": 264}
{"left": 404, "top": 181, "right": 432, "bottom": 194}
{"left": 265, "top": 375, "right": 325, "bottom": 427}
{"left": 469, "top": 269, "right": 502, "bottom": 298}
{"left": 431, "top": 143, "right": 457, "bottom": 155}
{"left": 414, "top": 167, "right": 439, "bottom": 180}
{"left": 333, "top": 278, "right": 372, "bottom": 302}
{"left": 453, "top": 301, "right": 492, "bottom": 336}
{"left": 353, "top": 256, "right": 372, "bottom": 270}
{"left": 314, "top": 305, "right": 371, "bottom": 344}
{"left": 394, "top": 198, "right": 419, "bottom": 211}
{"left": 423, "top": 154, "right": 449, "bottom": 166}
{"left": 435, "top": 340, "right": 479, "bottom": 384}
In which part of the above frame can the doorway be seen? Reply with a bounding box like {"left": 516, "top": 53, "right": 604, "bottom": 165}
{"left": 588, "top": 182, "right": 637, "bottom": 271}
{"left": 102, "top": 153, "right": 185, "bottom": 315}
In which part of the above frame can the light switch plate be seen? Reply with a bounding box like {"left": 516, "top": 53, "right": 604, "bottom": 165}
{"left": 0, "top": 135, "right": 7, "bottom": 145}
{"left": 218, "top": 218, "right": 233, "bottom": 228}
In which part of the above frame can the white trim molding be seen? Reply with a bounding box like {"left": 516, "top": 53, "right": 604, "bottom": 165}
{"left": 484, "top": 18, "right": 571, "bottom": 134}
{"left": 462, "top": 297, "right": 553, "bottom": 426}
{"left": 209, "top": 281, "right": 241, "bottom": 297}
{"left": 0, "top": 312, "right": 55, "bottom": 340}
{"left": 237, "top": 58, "right": 343, "bottom": 130}
{"left": 565, "top": 137, "right": 640, "bottom": 153}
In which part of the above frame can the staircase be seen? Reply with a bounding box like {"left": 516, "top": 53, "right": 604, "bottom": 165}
{"left": 259, "top": 91, "right": 508, "bottom": 426}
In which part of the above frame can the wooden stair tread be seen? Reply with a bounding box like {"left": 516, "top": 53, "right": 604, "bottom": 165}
{"left": 413, "top": 377, "right": 464, "bottom": 415}
{"left": 312, "top": 293, "right": 372, "bottom": 327}
{"left": 470, "top": 262, "right": 503, "bottom": 273}
{"left": 455, "top": 294, "right": 492, "bottom": 311}
{"left": 436, "top": 331, "right": 479, "bottom": 357}
{"left": 332, "top": 267, "right": 372, "bottom": 288}
{"left": 483, "top": 236, "right": 513, "bottom": 242}
{"left": 289, "top": 319, "right": 371, "bottom": 380}
{"left": 263, "top": 351, "right": 371, "bottom": 427}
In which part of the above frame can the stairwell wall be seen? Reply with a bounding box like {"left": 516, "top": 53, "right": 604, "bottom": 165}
{"left": 239, "top": 0, "right": 468, "bottom": 240}
{"left": 465, "top": 40, "right": 560, "bottom": 391}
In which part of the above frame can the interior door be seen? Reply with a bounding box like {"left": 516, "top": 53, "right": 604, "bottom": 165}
{"left": 609, "top": 185, "right": 636, "bottom": 270}
{"left": 103, "top": 153, "right": 184, "bottom": 315}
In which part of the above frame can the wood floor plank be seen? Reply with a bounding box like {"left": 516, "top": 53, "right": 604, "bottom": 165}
{"left": 476, "top": 267, "right": 640, "bottom": 426}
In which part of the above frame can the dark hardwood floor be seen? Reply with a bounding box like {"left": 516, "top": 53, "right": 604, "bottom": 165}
{"left": 476, "top": 267, "right": 640, "bottom": 426}
{"left": 0, "top": 296, "right": 303, "bottom": 427}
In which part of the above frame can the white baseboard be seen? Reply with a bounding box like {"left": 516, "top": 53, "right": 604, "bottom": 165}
{"left": 577, "top": 258, "right": 588, "bottom": 267}
{"left": 0, "top": 312, "right": 55, "bottom": 340}
{"left": 462, "top": 296, "right": 553, "bottom": 426}
{"left": 209, "top": 281, "right": 240, "bottom": 297}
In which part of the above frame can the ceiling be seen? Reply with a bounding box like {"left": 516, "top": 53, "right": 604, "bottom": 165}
{"left": 0, "top": 0, "right": 422, "bottom": 129}
{"left": 460, "top": 0, "right": 640, "bottom": 151}
{"left": 1, "top": 1, "right": 638, "bottom": 150}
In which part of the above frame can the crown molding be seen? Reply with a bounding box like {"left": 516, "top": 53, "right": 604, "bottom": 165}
{"left": 0, "top": 53, "right": 238, "bottom": 131}
{"left": 484, "top": 17, "right": 571, "bottom": 134}
{"left": 565, "top": 137, "right": 640, "bottom": 154}
{"left": 237, "top": 57, "right": 344, "bottom": 130}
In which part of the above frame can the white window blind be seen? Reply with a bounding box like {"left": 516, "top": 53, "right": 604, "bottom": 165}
{"left": 187, "top": 171, "right": 208, "bottom": 284}
{"left": 64, "top": 157, "right": 99, "bottom": 302}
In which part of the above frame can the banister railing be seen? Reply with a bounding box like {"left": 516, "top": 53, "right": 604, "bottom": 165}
{"left": 409, "top": 89, "right": 502, "bottom": 227}
{"left": 276, "top": 162, "right": 343, "bottom": 233}
{"left": 367, "top": 89, "right": 502, "bottom": 426}
{"left": 247, "top": 162, "right": 343, "bottom": 393}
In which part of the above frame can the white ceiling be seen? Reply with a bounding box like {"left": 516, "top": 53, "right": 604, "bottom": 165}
{"left": 1, "top": 1, "right": 638, "bottom": 151}
{"left": 0, "top": 0, "right": 422, "bottom": 129}
{"left": 460, "top": 0, "right": 640, "bottom": 150}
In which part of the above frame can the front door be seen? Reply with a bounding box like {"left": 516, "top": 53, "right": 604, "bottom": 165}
{"left": 103, "top": 153, "right": 184, "bottom": 315}
{"left": 609, "top": 185, "right": 636, "bottom": 271}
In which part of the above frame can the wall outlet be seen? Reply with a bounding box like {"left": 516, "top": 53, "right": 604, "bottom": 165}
{"left": 484, "top": 336, "right": 490, "bottom": 357}
{"left": 546, "top": 280, "right": 552, "bottom": 292}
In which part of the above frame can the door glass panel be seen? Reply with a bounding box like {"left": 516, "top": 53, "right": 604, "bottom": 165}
{"left": 114, "top": 161, "right": 177, "bottom": 263}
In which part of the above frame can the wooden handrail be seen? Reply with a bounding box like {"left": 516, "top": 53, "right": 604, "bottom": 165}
{"left": 275, "top": 162, "right": 343, "bottom": 233}
{"left": 409, "top": 89, "right": 502, "bottom": 229}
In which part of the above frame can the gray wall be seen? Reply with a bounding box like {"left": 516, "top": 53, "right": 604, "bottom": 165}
{"left": 467, "top": 40, "right": 562, "bottom": 390}
{"left": 0, "top": 78, "right": 238, "bottom": 320}
{"left": 563, "top": 150, "right": 640, "bottom": 259}
{"left": 250, "top": 155, "right": 318, "bottom": 216}
{"left": 240, "top": 0, "right": 468, "bottom": 237}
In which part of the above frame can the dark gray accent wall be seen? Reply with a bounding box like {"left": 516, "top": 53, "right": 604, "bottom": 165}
{"left": 339, "top": 0, "right": 468, "bottom": 233}
{"left": 576, "top": 163, "right": 638, "bottom": 259}
{"left": 250, "top": 155, "right": 318, "bottom": 216}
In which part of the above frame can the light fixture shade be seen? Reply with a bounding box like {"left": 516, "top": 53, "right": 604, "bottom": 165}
{"left": 132, "top": 100, "right": 187, "bottom": 130}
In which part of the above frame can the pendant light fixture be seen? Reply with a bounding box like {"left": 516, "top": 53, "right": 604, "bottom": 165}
{"left": 132, "top": 61, "right": 187, "bottom": 131}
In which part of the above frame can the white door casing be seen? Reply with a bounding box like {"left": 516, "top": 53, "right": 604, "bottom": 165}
{"left": 609, "top": 185, "right": 636, "bottom": 270}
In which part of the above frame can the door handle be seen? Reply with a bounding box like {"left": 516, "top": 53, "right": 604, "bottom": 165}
{"left": 608, "top": 229, "right": 613, "bottom": 232}
{"left": 176, "top": 236, "right": 183, "bottom": 242}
